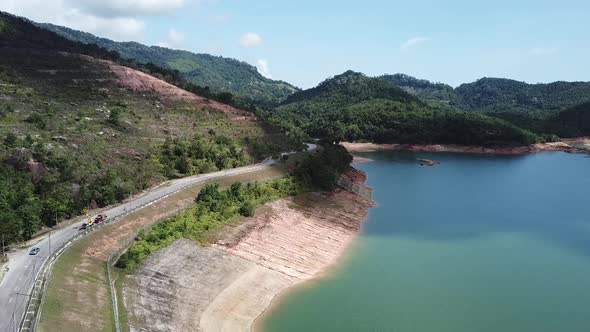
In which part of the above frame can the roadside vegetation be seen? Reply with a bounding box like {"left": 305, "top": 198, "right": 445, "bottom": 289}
{"left": 116, "top": 177, "right": 305, "bottom": 270}
{"left": 116, "top": 143, "right": 351, "bottom": 270}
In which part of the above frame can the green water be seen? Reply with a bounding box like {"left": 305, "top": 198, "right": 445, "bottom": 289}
{"left": 262, "top": 151, "right": 590, "bottom": 332}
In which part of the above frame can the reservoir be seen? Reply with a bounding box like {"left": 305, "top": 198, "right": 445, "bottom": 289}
{"left": 261, "top": 151, "right": 590, "bottom": 332}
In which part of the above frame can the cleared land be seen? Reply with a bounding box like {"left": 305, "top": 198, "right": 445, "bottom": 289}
{"left": 124, "top": 184, "right": 374, "bottom": 332}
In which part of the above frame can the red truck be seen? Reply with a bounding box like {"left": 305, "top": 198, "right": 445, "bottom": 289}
{"left": 94, "top": 214, "right": 107, "bottom": 224}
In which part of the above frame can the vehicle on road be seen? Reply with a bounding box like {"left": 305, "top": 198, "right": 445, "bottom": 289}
{"left": 78, "top": 223, "right": 87, "bottom": 231}
{"left": 94, "top": 214, "right": 107, "bottom": 223}
{"left": 29, "top": 247, "right": 40, "bottom": 255}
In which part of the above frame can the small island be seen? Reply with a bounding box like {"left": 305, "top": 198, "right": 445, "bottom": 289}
{"left": 418, "top": 158, "right": 441, "bottom": 166}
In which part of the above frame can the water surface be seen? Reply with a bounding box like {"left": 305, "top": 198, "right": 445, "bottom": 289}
{"left": 262, "top": 151, "right": 590, "bottom": 332}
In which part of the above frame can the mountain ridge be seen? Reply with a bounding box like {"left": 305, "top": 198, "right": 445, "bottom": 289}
{"left": 39, "top": 22, "right": 300, "bottom": 105}
{"left": 381, "top": 73, "right": 590, "bottom": 113}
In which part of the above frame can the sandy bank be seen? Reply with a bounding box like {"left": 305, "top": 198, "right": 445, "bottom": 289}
{"left": 123, "top": 172, "right": 374, "bottom": 332}
{"left": 341, "top": 141, "right": 590, "bottom": 155}
{"left": 352, "top": 155, "right": 374, "bottom": 164}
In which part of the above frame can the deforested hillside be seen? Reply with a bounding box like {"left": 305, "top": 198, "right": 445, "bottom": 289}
{"left": 0, "top": 11, "right": 296, "bottom": 244}
{"left": 40, "top": 22, "right": 300, "bottom": 105}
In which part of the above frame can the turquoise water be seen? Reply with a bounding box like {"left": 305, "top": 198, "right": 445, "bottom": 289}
{"left": 262, "top": 151, "right": 590, "bottom": 332}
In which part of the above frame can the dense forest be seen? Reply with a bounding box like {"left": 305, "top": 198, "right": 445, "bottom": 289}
{"left": 267, "top": 71, "right": 542, "bottom": 145}
{"left": 380, "top": 74, "right": 455, "bottom": 107}
{"left": 454, "top": 78, "right": 590, "bottom": 114}
{"left": 382, "top": 73, "right": 590, "bottom": 114}
{"left": 40, "top": 22, "right": 299, "bottom": 106}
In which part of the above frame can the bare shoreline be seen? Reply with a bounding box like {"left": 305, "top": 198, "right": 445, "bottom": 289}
{"left": 341, "top": 139, "right": 590, "bottom": 155}
{"left": 123, "top": 169, "right": 374, "bottom": 332}
{"left": 251, "top": 236, "right": 363, "bottom": 331}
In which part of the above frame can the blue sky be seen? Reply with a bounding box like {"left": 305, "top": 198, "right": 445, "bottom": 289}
{"left": 2, "top": 0, "right": 589, "bottom": 88}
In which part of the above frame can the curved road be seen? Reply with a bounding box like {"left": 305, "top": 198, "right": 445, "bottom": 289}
{"left": 0, "top": 144, "right": 316, "bottom": 332}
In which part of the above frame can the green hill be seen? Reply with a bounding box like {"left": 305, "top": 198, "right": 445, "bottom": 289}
{"left": 0, "top": 11, "right": 295, "bottom": 244}
{"left": 382, "top": 74, "right": 590, "bottom": 138}
{"left": 39, "top": 23, "right": 299, "bottom": 105}
{"left": 267, "top": 71, "right": 539, "bottom": 145}
{"left": 454, "top": 77, "right": 590, "bottom": 113}
{"left": 382, "top": 73, "right": 590, "bottom": 114}
{"left": 380, "top": 73, "right": 455, "bottom": 107}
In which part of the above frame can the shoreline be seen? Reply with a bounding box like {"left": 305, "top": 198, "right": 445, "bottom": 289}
{"left": 251, "top": 236, "right": 364, "bottom": 331}
{"left": 341, "top": 139, "right": 590, "bottom": 155}
{"left": 123, "top": 169, "right": 374, "bottom": 332}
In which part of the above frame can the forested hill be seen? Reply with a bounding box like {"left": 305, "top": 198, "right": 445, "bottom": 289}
{"left": 267, "top": 71, "right": 540, "bottom": 145}
{"left": 453, "top": 78, "right": 590, "bottom": 113}
{"left": 0, "top": 11, "right": 295, "bottom": 244}
{"left": 40, "top": 23, "right": 299, "bottom": 105}
{"left": 282, "top": 70, "right": 419, "bottom": 105}
{"left": 380, "top": 74, "right": 455, "bottom": 107}
{"left": 382, "top": 73, "right": 590, "bottom": 114}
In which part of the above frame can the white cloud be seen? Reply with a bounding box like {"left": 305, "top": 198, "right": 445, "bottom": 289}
{"left": 0, "top": 0, "right": 190, "bottom": 41}
{"left": 66, "top": 0, "right": 189, "bottom": 17}
{"left": 401, "top": 37, "right": 431, "bottom": 50}
{"left": 530, "top": 47, "right": 558, "bottom": 56}
{"left": 240, "top": 32, "right": 263, "bottom": 48}
{"left": 157, "top": 29, "right": 185, "bottom": 49}
{"left": 256, "top": 59, "right": 272, "bottom": 79}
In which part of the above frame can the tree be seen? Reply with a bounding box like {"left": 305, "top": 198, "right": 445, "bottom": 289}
{"left": 239, "top": 201, "right": 255, "bottom": 217}
{"left": 3, "top": 132, "right": 17, "bottom": 147}
{"left": 108, "top": 107, "right": 121, "bottom": 126}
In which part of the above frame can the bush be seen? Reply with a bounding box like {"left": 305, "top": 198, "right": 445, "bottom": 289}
{"left": 4, "top": 132, "right": 17, "bottom": 147}
{"left": 25, "top": 112, "right": 46, "bottom": 129}
{"left": 239, "top": 201, "right": 255, "bottom": 217}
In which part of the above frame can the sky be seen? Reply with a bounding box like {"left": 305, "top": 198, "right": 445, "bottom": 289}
{"left": 1, "top": 0, "right": 589, "bottom": 89}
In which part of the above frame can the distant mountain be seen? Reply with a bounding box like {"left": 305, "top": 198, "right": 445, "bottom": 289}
{"left": 39, "top": 23, "right": 299, "bottom": 105}
{"left": 380, "top": 73, "right": 455, "bottom": 107}
{"left": 453, "top": 78, "right": 590, "bottom": 113}
{"left": 382, "top": 74, "right": 590, "bottom": 114}
{"left": 268, "top": 71, "right": 539, "bottom": 145}
{"left": 282, "top": 70, "right": 419, "bottom": 106}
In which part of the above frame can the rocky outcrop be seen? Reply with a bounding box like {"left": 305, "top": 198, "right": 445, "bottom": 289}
{"left": 337, "top": 167, "right": 373, "bottom": 199}
{"left": 418, "top": 159, "right": 441, "bottom": 166}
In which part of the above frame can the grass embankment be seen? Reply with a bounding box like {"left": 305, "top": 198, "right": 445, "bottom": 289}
{"left": 37, "top": 165, "right": 287, "bottom": 332}
{"left": 116, "top": 177, "right": 307, "bottom": 270}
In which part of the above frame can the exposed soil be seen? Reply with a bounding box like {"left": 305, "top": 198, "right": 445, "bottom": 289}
{"left": 83, "top": 55, "right": 257, "bottom": 122}
{"left": 341, "top": 141, "right": 590, "bottom": 155}
{"left": 124, "top": 170, "right": 374, "bottom": 332}
{"left": 352, "top": 155, "right": 374, "bottom": 164}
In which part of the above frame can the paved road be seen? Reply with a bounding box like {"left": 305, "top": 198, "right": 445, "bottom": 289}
{"left": 0, "top": 143, "right": 316, "bottom": 332}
